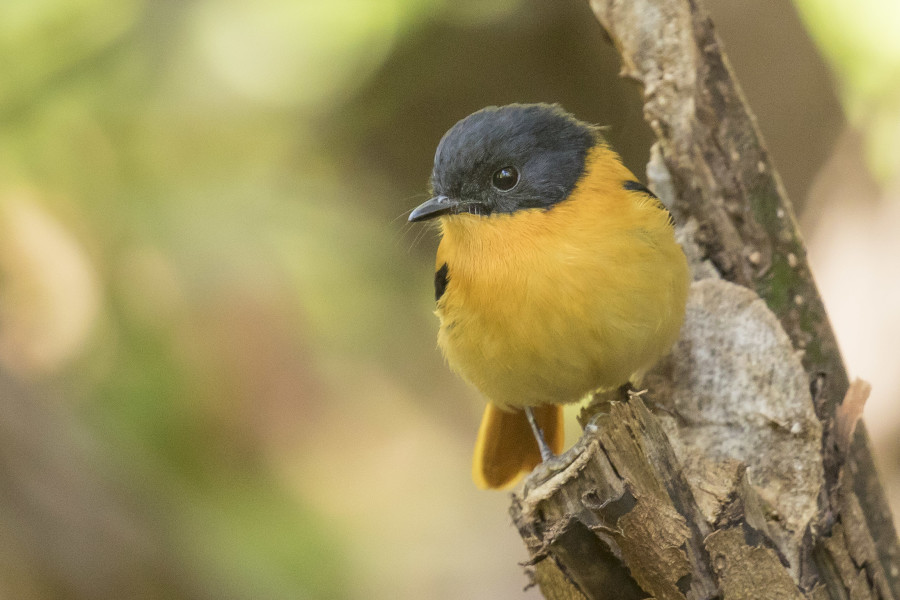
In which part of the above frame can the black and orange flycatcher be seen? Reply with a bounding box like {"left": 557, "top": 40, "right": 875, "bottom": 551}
{"left": 409, "top": 104, "right": 689, "bottom": 489}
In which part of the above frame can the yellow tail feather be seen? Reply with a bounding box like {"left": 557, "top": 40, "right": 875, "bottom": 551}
{"left": 472, "top": 403, "right": 565, "bottom": 489}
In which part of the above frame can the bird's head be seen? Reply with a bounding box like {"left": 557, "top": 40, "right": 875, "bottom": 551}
{"left": 409, "top": 104, "right": 601, "bottom": 222}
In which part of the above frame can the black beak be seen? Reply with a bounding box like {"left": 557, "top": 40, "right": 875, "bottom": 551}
{"left": 408, "top": 195, "right": 459, "bottom": 222}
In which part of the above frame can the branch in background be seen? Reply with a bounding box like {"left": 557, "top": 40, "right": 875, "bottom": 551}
{"left": 510, "top": 0, "right": 900, "bottom": 597}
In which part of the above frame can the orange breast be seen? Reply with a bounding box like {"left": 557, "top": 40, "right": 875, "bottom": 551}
{"left": 434, "top": 145, "right": 689, "bottom": 409}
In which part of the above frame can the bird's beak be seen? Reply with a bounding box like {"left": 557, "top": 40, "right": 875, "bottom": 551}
{"left": 408, "top": 195, "right": 458, "bottom": 222}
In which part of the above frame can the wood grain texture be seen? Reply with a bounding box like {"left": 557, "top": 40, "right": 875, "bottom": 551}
{"left": 509, "top": 0, "right": 900, "bottom": 597}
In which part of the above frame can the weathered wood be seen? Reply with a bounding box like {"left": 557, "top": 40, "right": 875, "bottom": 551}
{"left": 510, "top": 0, "right": 900, "bottom": 598}
{"left": 513, "top": 279, "right": 828, "bottom": 599}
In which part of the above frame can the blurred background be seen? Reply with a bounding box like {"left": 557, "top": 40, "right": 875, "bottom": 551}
{"left": 0, "top": 0, "right": 898, "bottom": 598}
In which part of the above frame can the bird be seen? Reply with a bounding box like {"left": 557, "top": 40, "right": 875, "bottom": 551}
{"left": 409, "top": 103, "right": 690, "bottom": 489}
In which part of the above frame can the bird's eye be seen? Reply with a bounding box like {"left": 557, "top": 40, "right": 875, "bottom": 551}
{"left": 491, "top": 166, "right": 519, "bottom": 191}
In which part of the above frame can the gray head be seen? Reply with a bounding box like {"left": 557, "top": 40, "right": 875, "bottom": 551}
{"left": 408, "top": 104, "right": 600, "bottom": 222}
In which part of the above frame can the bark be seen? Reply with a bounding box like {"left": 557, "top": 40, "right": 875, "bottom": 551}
{"left": 510, "top": 1, "right": 900, "bottom": 598}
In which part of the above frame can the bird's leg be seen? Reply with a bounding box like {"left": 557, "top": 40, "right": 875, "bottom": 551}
{"left": 524, "top": 406, "right": 555, "bottom": 462}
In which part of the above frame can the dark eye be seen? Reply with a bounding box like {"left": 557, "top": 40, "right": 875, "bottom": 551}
{"left": 491, "top": 166, "right": 519, "bottom": 191}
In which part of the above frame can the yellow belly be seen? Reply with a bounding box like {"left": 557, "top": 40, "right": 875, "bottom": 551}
{"left": 435, "top": 151, "right": 689, "bottom": 410}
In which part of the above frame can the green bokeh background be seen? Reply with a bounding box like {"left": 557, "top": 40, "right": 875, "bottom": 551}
{"left": 0, "top": 0, "right": 897, "bottom": 598}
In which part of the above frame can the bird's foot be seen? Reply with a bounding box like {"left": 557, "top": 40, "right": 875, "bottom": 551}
{"left": 524, "top": 406, "right": 556, "bottom": 462}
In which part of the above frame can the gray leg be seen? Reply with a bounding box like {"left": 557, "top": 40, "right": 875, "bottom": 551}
{"left": 524, "top": 406, "right": 555, "bottom": 462}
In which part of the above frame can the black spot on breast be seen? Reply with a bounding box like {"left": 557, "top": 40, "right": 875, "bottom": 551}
{"left": 623, "top": 180, "right": 657, "bottom": 197}
{"left": 435, "top": 263, "right": 449, "bottom": 302}
{"left": 623, "top": 180, "right": 674, "bottom": 226}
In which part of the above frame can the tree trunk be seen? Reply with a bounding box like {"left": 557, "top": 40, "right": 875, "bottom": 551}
{"left": 510, "top": 1, "right": 900, "bottom": 598}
